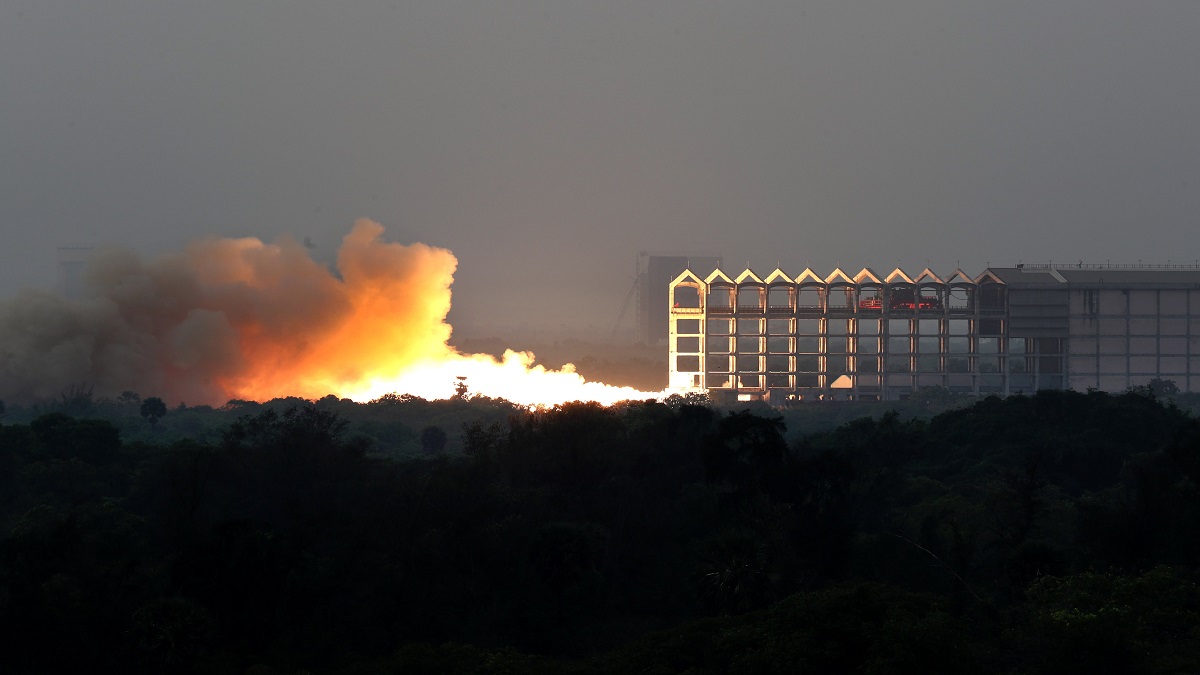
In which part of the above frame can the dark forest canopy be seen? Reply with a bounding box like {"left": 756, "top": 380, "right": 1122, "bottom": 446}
{"left": 2, "top": 388, "right": 1200, "bottom": 673}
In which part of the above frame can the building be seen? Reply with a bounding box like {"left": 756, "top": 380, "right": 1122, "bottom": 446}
{"left": 668, "top": 264, "right": 1200, "bottom": 402}
{"left": 636, "top": 254, "right": 722, "bottom": 344}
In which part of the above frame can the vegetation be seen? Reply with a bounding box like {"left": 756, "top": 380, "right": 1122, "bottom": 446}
{"left": 2, "top": 387, "right": 1200, "bottom": 673}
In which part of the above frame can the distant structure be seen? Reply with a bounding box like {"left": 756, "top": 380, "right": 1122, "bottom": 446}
{"left": 56, "top": 246, "right": 93, "bottom": 299}
{"left": 668, "top": 263, "right": 1200, "bottom": 402}
{"left": 637, "top": 254, "right": 722, "bottom": 344}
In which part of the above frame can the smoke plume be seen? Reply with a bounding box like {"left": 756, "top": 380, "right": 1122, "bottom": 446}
{"left": 0, "top": 220, "right": 655, "bottom": 407}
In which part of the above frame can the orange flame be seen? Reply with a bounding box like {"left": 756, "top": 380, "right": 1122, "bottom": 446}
{"left": 158, "top": 219, "right": 655, "bottom": 406}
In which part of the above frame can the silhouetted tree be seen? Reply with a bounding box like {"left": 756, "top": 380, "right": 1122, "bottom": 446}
{"left": 420, "top": 425, "right": 447, "bottom": 454}
{"left": 140, "top": 396, "right": 167, "bottom": 432}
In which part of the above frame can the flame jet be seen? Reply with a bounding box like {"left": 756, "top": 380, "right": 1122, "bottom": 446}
{"left": 0, "top": 220, "right": 655, "bottom": 407}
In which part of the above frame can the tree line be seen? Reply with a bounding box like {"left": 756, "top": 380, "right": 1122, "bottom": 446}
{"left": 2, "top": 388, "right": 1199, "bottom": 673}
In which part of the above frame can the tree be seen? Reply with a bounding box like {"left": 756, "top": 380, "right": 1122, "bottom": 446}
{"left": 140, "top": 396, "right": 168, "bottom": 432}
{"left": 420, "top": 425, "right": 447, "bottom": 454}
{"left": 1148, "top": 377, "right": 1180, "bottom": 398}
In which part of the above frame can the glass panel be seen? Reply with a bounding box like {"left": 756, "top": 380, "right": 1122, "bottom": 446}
{"left": 797, "top": 336, "right": 820, "bottom": 352}
{"left": 1099, "top": 337, "right": 1126, "bottom": 354}
{"left": 888, "top": 337, "right": 911, "bottom": 353}
{"left": 1161, "top": 318, "right": 1187, "bottom": 335}
{"left": 826, "top": 319, "right": 849, "bottom": 336}
{"left": 979, "top": 319, "right": 1003, "bottom": 335}
{"left": 1098, "top": 291, "right": 1126, "bottom": 314}
{"left": 1130, "top": 318, "right": 1157, "bottom": 336}
{"left": 948, "top": 337, "right": 969, "bottom": 353}
{"left": 917, "top": 355, "right": 941, "bottom": 372}
{"left": 1008, "top": 338, "right": 1027, "bottom": 354}
{"left": 707, "top": 336, "right": 732, "bottom": 353}
{"left": 1069, "top": 290, "right": 1090, "bottom": 314}
{"left": 796, "top": 374, "right": 820, "bottom": 388}
{"left": 918, "top": 337, "right": 940, "bottom": 353}
{"left": 738, "top": 318, "right": 762, "bottom": 334}
{"left": 708, "top": 319, "right": 733, "bottom": 335}
{"left": 947, "top": 357, "right": 970, "bottom": 373}
{"left": 796, "top": 319, "right": 820, "bottom": 334}
{"left": 736, "top": 355, "right": 761, "bottom": 372}
{"left": 1160, "top": 356, "right": 1186, "bottom": 374}
{"left": 1068, "top": 356, "right": 1097, "bottom": 375}
{"left": 737, "top": 337, "right": 763, "bottom": 353}
{"left": 1036, "top": 338, "right": 1063, "bottom": 354}
{"left": 977, "top": 356, "right": 1000, "bottom": 373}
{"left": 1161, "top": 337, "right": 1187, "bottom": 355}
{"left": 676, "top": 337, "right": 700, "bottom": 352}
{"left": 1129, "top": 290, "right": 1156, "bottom": 314}
{"left": 1130, "top": 356, "right": 1156, "bottom": 372}
{"left": 676, "top": 355, "right": 700, "bottom": 371}
{"left": 948, "top": 373, "right": 973, "bottom": 388}
{"left": 707, "top": 355, "right": 730, "bottom": 372}
{"left": 1161, "top": 290, "right": 1186, "bottom": 314}
{"left": 827, "top": 337, "right": 849, "bottom": 354}
{"left": 918, "top": 319, "right": 940, "bottom": 335}
{"left": 948, "top": 319, "right": 970, "bottom": 336}
{"left": 856, "top": 320, "right": 880, "bottom": 335}
{"left": 1130, "top": 337, "right": 1156, "bottom": 354}
{"left": 888, "top": 319, "right": 911, "bottom": 334}
{"left": 706, "top": 374, "right": 732, "bottom": 388}
{"left": 857, "top": 357, "right": 879, "bottom": 373}
{"left": 766, "top": 374, "right": 791, "bottom": 388}
{"left": 738, "top": 374, "right": 761, "bottom": 388}
{"left": 767, "top": 337, "right": 792, "bottom": 354}
{"left": 1008, "top": 357, "right": 1028, "bottom": 373}
{"left": 767, "top": 319, "right": 791, "bottom": 335}
{"left": 1070, "top": 317, "right": 1098, "bottom": 334}
{"left": 857, "top": 338, "right": 880, "bottom": 354}
{"left": 766, "top": 355, "right": 791, "bottom": 372}
{"left": 886, "top": 358, "right": 911, "bottom": 373}
{"left": 1072, "top": 337, "right": 1098, "bottom": 354}
{"left": 677, "top": 319, "right": 701, "bottom": 334}
{"left": 978, "top": 337, "right": 999, "bottom": 353}
{"left": 796, "top": 355, "right": 820, "bottom": 372}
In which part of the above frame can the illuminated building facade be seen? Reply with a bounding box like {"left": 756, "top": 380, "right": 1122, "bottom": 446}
{"left": 668, "top": 264, "right": 1200, "bottom": 402}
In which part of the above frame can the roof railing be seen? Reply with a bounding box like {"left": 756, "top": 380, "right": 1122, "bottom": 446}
{"left": 1019, "top": 262, "right": 1200, "bottom": 270}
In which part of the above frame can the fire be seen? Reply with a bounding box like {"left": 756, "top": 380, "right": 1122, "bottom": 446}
{"left": 0, "top": 219, "right": 658, "bottom": 407}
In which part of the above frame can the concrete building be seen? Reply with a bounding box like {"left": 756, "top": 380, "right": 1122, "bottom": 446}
{"left": 668, "top": 264, "right": 1200, "bottom": 402}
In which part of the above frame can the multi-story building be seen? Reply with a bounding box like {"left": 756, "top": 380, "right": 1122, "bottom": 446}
{"left": 668, "top": 264, "right": 1200, "bottom": 402}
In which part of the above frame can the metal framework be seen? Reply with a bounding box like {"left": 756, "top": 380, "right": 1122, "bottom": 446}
{"left": 668, "top": 265, "right": 1200, "bottom": 402}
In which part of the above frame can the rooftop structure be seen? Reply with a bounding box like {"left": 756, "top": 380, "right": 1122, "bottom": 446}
{"left": 668, "top": 264, "right": 1200, "bottom": 402}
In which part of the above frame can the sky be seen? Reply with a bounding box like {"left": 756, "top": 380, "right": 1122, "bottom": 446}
{"left": 3, "top": 1, "right": 1199, "bottom": 339}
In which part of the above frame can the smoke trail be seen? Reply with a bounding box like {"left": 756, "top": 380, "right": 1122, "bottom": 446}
{"left": 0, "top": 219, "right": 654, "bottom": 407}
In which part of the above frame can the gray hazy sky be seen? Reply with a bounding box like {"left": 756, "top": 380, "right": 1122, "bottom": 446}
{"left": 3, "top": 1, "right": 1199, "bottom": 337}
